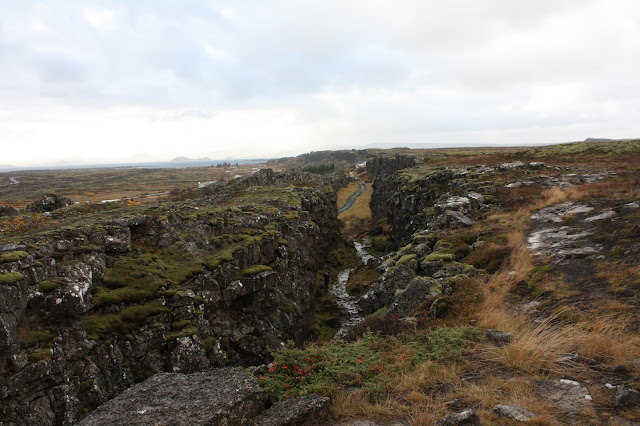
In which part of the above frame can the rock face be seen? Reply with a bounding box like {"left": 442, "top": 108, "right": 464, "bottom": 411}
{"left": 25, "top": 193, "right": 73, "bottom": 212}
{"left": 78, "top": 369, "right": 266, "bottom": 426}
{"left": 251, "top": 393, "right": 330, "bottom": 426}
{"left": 0, "top": 169, "right": 343, "bottom": 425}
{"left": 367, "top": 154, "right": 417, "bottom": 219}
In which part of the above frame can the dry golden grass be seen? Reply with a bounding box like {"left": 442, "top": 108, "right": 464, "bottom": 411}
{"left": 332, "top": 390, "right": 405, "bottom": 419}
{"left": 336, "top": 181, "right": 363, "bottom": 208}
{"left": 338, "top": 181, "right": 373, "bottom": 238}
{"left": 396, "top": 361, "right": 463, "bottom": 393}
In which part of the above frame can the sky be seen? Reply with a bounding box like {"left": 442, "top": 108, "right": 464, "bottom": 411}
{"left": 1, "top": 1, "right": 640, "bottom": 166}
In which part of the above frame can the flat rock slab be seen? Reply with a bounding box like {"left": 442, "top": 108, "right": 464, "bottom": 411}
{"left": 251, "top": 393, "right": 329, "bottom": 425}
{"left": 79, "top": 369, "right": 266, "bottom": 426}
{"left": 533, "top": 379, "right": 592, "bottom": 413}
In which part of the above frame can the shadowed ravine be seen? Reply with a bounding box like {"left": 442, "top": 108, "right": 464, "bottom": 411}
{"left": 331, "top": 239, "right": 373, "bottom": 339}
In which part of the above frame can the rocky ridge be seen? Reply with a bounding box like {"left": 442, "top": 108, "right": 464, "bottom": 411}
{"left": 0, "top": 169, "right": 343, "bottom": 425}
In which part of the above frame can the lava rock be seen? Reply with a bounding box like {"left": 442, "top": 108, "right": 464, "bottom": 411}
{"left": 78, "top": 370, "right": 266, "bottom": 426}
{"left": 251, "top": 393, "right": 329, "bottom": 425}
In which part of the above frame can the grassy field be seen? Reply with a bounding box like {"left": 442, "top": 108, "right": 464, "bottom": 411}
{"left": 0, "top": 163, "right": 267, "bottom": 209}
{"left": 337, "top": 180, "right": 373, "bottom": 238}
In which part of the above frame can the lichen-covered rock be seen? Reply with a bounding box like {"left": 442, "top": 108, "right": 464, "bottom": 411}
{"left": 388, "top": 277, "right": 438, "bottom": 316}
{"left": 434, "top": 409, "right": 481, "bottom": 425}
{"left": 78, "top": 370, "right": 266, "bottom": 426}
{"left": 533, "top": 379, "right": 593, "bottom": 413}
{"left": 169, "top": 335, "right": 209, "bottom": 373}
{"left": 494, "top": 404, "right": 535, "bottom": 422}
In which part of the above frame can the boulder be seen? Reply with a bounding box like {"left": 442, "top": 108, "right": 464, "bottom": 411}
{"left": 485, "top": 329, "right": 513, "bottom": 346}
{"left": 499, "top": 161, "right": 525, "bottom": 170}
{"left": 78, "top": 370, "right": 266, "bottom": 426}
{"left": 388, "top": 277, "right": 438, "bottom": 316}
{"left": 251, "top": 393, "right": 329, "bottom": 425}
{"left": 613, "top": 386, "right": 640, "bottom": 409}
{"left": 25, "top": 193, "right": 73, "bottom": 213}
{"left": 533, "top": 379, "right": 592, "bottom": 413}
{"left": 434, "top": 409, "right": 481, "bottom": 425}
{"left": 0, "top": 205, "right": 18, "bottom": 217}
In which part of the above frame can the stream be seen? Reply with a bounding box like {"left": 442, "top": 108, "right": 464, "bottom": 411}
{"left": 331, "top": 238, "right": 374, "bottom": 339}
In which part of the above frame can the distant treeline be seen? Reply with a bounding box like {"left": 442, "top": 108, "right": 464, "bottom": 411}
{"left": 303, "top": 163, "right": 335, "bottom": 174}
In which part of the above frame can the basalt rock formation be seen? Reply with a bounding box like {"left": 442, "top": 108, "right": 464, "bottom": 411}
{"left": 0, "top": 169, "right": 343, "bottom": 425}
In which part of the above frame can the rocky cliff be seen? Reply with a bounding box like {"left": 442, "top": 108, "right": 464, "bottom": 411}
{"left": 0, "top": 169, "right": 343, "bottom": 425}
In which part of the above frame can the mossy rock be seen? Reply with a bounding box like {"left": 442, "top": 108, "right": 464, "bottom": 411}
{"left": 423, "top": 252, "right": 454, "bottom": 262}
{"left": 165, "top": 326, "right": 200, "bottom": 340}
{"left": 396, "top": 254, "right": 417, "bottom": 266}
{"left": 39, "top": 278, "right": 63, "bottom": 293}
{"left": 0, "top": 251, "right": 29, "bottom": 264}
{"left": 0, "top": 272, "right": 24, "bottom": 286}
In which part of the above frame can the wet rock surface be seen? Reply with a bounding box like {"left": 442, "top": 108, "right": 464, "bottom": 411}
{"left": 78, "top": 369, "right": 266, "bottom": 426}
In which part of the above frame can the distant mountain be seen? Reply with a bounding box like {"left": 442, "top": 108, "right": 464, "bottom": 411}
{"left": 170, "top": 156, "right": 213, "bottom": 162}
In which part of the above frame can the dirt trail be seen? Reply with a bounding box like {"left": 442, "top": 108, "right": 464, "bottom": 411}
{"left": 338, "top": 182, "right": 365, "bottom": 213}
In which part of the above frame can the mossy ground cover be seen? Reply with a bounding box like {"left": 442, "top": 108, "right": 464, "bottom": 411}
{"left": 256, "top": 327, "right": 481, "bottom": 402}
{"left": 81, "top": 300, "right": 168, "bottom": 341}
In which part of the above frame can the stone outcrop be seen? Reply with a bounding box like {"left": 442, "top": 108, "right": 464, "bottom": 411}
{"left": 25, "top": 193, "right": 74, "bottom": 213}
{"left": 367, "top": 154, "right": 417, "bottom": 219}
{"left": 78, "top": 369, "right": 266, "bottom": 426}
{"left": 0, "top": 205, "right": 18, "bottom": 217}
{"left": 0, "top": 169, "right": 342, "bottom": 425}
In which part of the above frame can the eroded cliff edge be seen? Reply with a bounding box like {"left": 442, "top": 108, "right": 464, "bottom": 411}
{"left": 0, "top": 169, "right": 343, "bottom": 425}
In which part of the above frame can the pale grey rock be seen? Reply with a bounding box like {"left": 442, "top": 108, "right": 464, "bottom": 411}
{"left": 585, "top": 209, "right": 616, "bottom": 222}
{"left": 78, "top": 370, "right": 266, "bottom": 426}
{"left": 533, "top": 379, "right": 592, "bottom": 412}
{"left": 499, "top": 161, "right": 525, "bottom": 170}
{"left": 389, "top": 277, "right": 438, "bottom": 316}
{"left": 251, "top": 393, "right": 329, "bottom": 425}
{"left": 434, "top": 409, "right": 481, "bottom": 425}
{"left": 485, "top": 329, "right": 513, "bottom": 346}
{"left": 530, "top": 202, "right": 594, "bottom": 223}
{"left": 494, "top": 404, "right": 535, "bottom": 422}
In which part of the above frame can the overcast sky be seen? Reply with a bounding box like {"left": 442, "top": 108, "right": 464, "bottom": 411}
{"left": 1, "top": 1, "right": 639, "bottom": 166}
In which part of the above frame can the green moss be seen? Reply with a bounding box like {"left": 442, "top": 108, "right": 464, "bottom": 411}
{"left": 396, "top": 254, "right": 417, "bottom": 266}
{"left": 171, "top": 319, "right": 192, "bottom": 330}
{"left": 423, "top": 252, "right": 454, "bottom": 262}
{"left": 0, "top": 251, "right": 29, "bottom": 263}
{"left": 21, "top": 330, "right": 54, "bottom": 348}
{"left": 27, "top": 348, "right": 52, "bottom": 363}
{"left": 240, "top": 265, "right": 273, "bottom": 276}
{"left": 278, "top": 300, "right": 298, "bottom": 313}
{"left": 81, "top": 300, "right": 168, "bottom": 341}
{"left": 0, "top": 272, "right": 24, "bottom": 285}
{"left": 0, "top": 405, "right": 16, "bottom": 423}
{"left": 39, "top": 278, "right": 62, "bottom": 293}
{"left": 73, "top": 366, "right": 85, "bottom": 377}
{"left": 79, "top": 379, "right": 94, "bottom": 392}
{"left": 165, "top": 326, "right": 200, "bottom": 340}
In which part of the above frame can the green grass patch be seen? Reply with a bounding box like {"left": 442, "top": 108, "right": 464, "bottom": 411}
{"left": 81, "top": 300, "right": 168, "bottom": 341}
{"left": 27, "top": 348, "right": 52, "bottom": 363}
{"left": 0, "top": 272, "right": 23, "bottom": 285}
{"left": 240, "top": 264, "right": 273, "bottom": 276}
{"left": 21, "top": 330, "right": 54, "bottom": 348}
{"left": 0, "top": 251, "right": 29, "bottom": 263}
{"left": 256, "top": 327, "right": 481, "bottom": 402}
{"left": 165, "top": 326, "right": 200, "bottom": 340}
{"left": 39, "top": 278, "right": 63, "bottom": 293}
{"left": 171, "top": 319, "right": 192, "bottom": 330}
{"left": 423, "top": 252, "right": 454, "bottom": 262}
